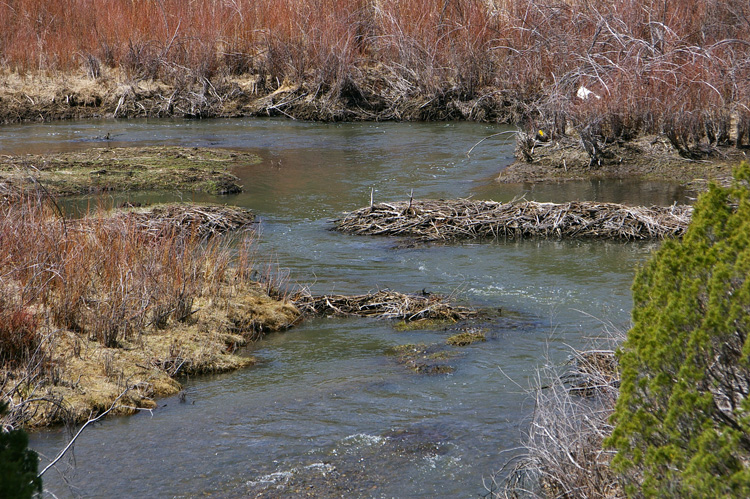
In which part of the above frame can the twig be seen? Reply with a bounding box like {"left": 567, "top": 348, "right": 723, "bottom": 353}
{"left": 38, "top": 388, "right": 130, "bottom": 478}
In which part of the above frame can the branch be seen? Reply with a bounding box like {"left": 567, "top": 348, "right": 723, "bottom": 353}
{"left": 37, "top": 388, "right": 130, "bottom": 478}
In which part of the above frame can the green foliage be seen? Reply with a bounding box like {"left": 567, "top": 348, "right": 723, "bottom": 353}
{"left": 0, "top": 401, "right": 42, "bottom": 498}
{"left": 607, "top": 162, "right": 750, "bottom": 497}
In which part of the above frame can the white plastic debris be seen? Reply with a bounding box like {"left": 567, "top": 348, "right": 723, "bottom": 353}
{"left": 577, "top": 85, "right": 601, "bottom": 100}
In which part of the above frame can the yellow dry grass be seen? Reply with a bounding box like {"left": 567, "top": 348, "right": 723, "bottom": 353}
{"left": 13, "top": 278, "right": 300, "bottom": 429}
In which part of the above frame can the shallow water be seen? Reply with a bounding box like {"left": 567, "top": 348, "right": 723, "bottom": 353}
{"left": 15, "top": 118, "right": 676, "bottom": 498}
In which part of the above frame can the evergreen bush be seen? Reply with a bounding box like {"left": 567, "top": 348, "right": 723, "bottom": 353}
{"left": 607, "top": 163, "right": 750, "bottom": 497}
{"left": 0, "top": 401, "right": 42, "bottom": 498}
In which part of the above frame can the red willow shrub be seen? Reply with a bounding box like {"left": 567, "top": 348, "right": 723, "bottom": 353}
{"left": 0, "top": 297, "right": 40, "bottom": 369}
{"left": 0, "top": 194, "right": 234, "bottom": 351}
{"left": 0, "top": 0, "right": 749, "bottom": 134}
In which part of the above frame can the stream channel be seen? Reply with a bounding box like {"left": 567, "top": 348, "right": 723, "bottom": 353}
{"left": 4, "top": 118, "right": 689, "bottom": 498}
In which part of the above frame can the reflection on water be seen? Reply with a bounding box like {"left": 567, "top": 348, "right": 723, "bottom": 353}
{"left": 17, "top": 118, "right": 673, "bottom": 498}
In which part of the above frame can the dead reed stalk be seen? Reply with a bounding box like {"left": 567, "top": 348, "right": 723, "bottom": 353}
{"left": 334, "top": 199, "right": 692, "bottom": 242}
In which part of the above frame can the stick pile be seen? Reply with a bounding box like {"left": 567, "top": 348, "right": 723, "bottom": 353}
{"left": 334, "top": 199, "right": 692, "bottom": 241}
{"left": 74, "top": 204, "right": 255, "bottom": 238}
{"left": 293, "top": 290, "right": 474, "bottom": 321}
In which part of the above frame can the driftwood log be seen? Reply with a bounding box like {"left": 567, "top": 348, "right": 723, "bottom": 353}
{"left": 334, "top": 199, "right": 692, "bottom": 241}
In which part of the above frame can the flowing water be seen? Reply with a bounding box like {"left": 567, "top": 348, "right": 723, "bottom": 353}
{"left": 7, "top": 118, "right": 688, "bottom": 498}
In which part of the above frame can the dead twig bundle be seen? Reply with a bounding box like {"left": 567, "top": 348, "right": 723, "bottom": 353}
{"left": 334, "top": 199, "right": 692, "bottom": 242}
{"left": 73, "top": 203, "right": 255, "bottom": 239}
{"left": 562, "top": 350, "right": 619, "bottom": 398}
{"left": 293, "top": 290, "right": 474, "bottom": 322}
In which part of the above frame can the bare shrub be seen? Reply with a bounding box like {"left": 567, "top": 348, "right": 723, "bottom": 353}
{"left": 0, "top": 294, "right": 40, "bottom": 369}
{"left": 491, "top": 331, "right": 624, "bottom": 498}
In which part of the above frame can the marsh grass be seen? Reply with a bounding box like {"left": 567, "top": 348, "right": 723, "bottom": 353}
{"left": 0, "top": 146, "right": 254, "bottom": 196}
{"left": 0, "top": 193, "right": 300, "bottom": 428}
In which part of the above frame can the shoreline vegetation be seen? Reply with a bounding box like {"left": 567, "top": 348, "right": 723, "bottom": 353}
{"left": 0, "top": 193, "right": 474, "bottom": 430}
{"left": 0, "top": 197, "right": 301, "bottom": 429}
{"left": 0, "top": 146, "right": 254, "bottom": 197}
{"left": 3, "top": 0, "right": 750, "bottom": 495}
{"left": 2, "top": 0, "right": 750, "bottom": 182}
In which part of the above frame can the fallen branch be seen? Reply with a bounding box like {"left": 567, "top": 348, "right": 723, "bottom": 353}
{"left": 38, "top": 388, "right": 130, "bottom": 478}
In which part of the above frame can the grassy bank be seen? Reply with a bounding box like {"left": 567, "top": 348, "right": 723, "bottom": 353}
{"left": 1, "top": 0, "right": 749, "bottom": 136}
{"left": 0, "top": 146, "right": 256, "bottom": 196}
{"left": 0, "top": 195, "right": 300, "bottom": 429}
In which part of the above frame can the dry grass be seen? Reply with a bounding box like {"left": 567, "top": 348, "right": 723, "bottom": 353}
{"left": 334, "top": 198, "right": 692, "bottom": 242}
{"left": 0, "top": 146, "right": 253, "bottom": 196}
{"left": 0, "top": 194, "right": 300, "bottom": 429}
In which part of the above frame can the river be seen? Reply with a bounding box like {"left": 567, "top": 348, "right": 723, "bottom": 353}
{"left": 8, "top": 118, "right": 685, "bottom": 498}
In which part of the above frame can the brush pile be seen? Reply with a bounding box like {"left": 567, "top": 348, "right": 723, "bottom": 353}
{"left": 334, "top": 199, "right": 692, "bottom": 241}
{"left": 294, "top": 290, "right": 474, "bottom": 322}
{"left": 563, "top": 350, "right": 619, "bottom": 397}
{"left": 73, "top": 203, "right": 255, "bottom": 239}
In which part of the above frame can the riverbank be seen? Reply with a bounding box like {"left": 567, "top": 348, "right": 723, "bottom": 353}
{"left": 0, "top": 199, "right": 301, "bottom": 429}
{"left": 0, "top": 68, "right": 511, "bottom": 124}
{"left": 497, "top": 133, "right": 746, "bottom": 188}
{"left": 0, "top": 146, "right": 257, "bottom": 196}
{"left": 5, "top": 70, "right": 748, "bottom": 192}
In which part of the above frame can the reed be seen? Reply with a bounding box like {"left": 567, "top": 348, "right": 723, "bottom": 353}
{"left": 0, "top": 196, "right": 255, "bottom": 351}
{"left": 0, "top": 195, "right": 305, "bottom": 427}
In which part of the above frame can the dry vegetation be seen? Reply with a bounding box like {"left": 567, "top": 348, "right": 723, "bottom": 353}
{"left": 491, "top": 348, "right": 623, "bottom": 499}
{"left": 0, "top": 0, "right": 749, "bottom": 140}
{"left": 0, "top": 194, "right": 300, "bottom": 429}
{"left": 293, "top": 289, "right": 475, "bottom": 321}
{"left": 0, "top": 146, "right": 255, "bottom": 196}
{"left": 334, "top": 198, "right": 692, "bottom": 242}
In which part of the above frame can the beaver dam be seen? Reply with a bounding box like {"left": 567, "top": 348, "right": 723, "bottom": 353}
{"left": 334, "top": 199, "right": 692, "bottom": 241}
{"left": 83, "top": 203, "right": 256, "bottom": 239}
{"left": 294, "top": 290, "right": 474, "bottom": 322}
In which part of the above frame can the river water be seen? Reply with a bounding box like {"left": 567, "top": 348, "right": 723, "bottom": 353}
{"left": 9, "top": 118, "right": 686, "bottom": 498}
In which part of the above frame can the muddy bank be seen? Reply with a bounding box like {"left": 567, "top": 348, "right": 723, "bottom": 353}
{"left": 334, "top": 199, "right": 691, "bottom": 242}
{"left": 0, "top": 69, "right": 516, "bottom": 124}
{"left": 498, "top": 133, "right": 745, "bottom": 188}
{"left": 0, "top": 146, "right": 256, "bottom": 196}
